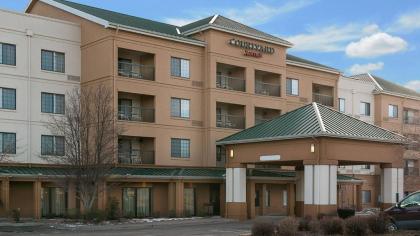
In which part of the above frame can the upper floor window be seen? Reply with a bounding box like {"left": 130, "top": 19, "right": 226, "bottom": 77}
{"left": 0, "top": 43, "right": 16, "bottom": 66}
{"left": 0, "top": 132, "right": 16, "bottom": 154}
{"left": 388, "top": 104, "right": 398, "bottom": 118}
{"left": 338, "top": 98, "right": 345, "bottom": 113}
{"left": 41, "top": 50, "right": 65, "bottom": 73}
{"left": 360, "top": 102, "right": 371, "bottom": 116}
{"left": 0, "top": 87, "right": 16, "bottom": 110}
{"left": 41, "top": 92, "right": 65, "bottom": 114}
{"left": 171, "top": 57, "right": 190, "bottom": 79}
{"left": 41, "top": 135, "right": 65, "bottom": 156}
{"left": 171, "top": 98, "right": 190, "bottom": 118}
{"left": 171, "top": 138, "right": 190, "bottom": 158}
{"left": 286, "top": 78, "right": 299, "bottom": 96}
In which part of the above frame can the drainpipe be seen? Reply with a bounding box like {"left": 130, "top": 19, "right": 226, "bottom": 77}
{"left": 26, "top": 29, "right": 33, "bottom": 163}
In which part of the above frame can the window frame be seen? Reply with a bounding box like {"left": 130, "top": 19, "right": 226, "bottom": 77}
{"left": 41, "top": 49, "right": 65, "bottom": 73}
{"left": 359, "top": 102, "right": 371, "bottom": 116}
{"left": 171, "top": 138, "right": 190, "bottom": 158}
{"left": 0, "top": 132, "right": 16, "bottom": 154}
{"left": 0, "top": 87, "right": 16, "bottom": 110}
{"left": 41, "top": 135, "right": 65, "bottom": 156}
{"left": 0, "top": 42, "right": 16, "bottom": 66}
{"left": 338, "top": 98, "right": 345, "bottom": 113}
{"left": 361, "top": 190, "right": 371, "bottom": 204}
{"left": 170, "top": 57, "right": 190, "bottom": 79}
{"left": 388, "top": 104, "right": 398, "bottom": 118}
{"left": 171, "top": 97, "right": 190, "bottom": 119}
{"left": 41, "top": 92, "right": 65, "bottom": 114}
{"left": 286, "top": 78, "right": 299, "bottom": 96}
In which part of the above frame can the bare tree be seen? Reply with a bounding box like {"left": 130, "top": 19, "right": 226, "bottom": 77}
{"left": 45, "top": 84, "right": 118, "bottom": 212}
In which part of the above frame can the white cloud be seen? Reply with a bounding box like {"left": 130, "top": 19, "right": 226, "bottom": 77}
{"left": 345, "top": 32, "right": 407, "bottom": 58}
{"left": 404, "top": 80, "right": 420, "bottom": 92}
{"left": 348, "top": 62, "right": 384, "bottom": 75}
{"left": 285, "top": 24, "right": 380, "bottom": 52}
{"left": 389, "top": 9, "right": 420, "bottom": 33}
{"left": 163, "top": 0, "right": 314, "bottom": 26}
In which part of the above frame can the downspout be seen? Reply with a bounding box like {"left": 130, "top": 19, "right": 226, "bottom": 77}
{"left": 113, "top": 25, "right": 119, "bottom": 164}
{"left": 26, "top": 29, "right": 33, "bottom": 163}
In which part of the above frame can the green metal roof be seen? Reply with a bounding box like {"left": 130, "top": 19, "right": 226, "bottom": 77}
{"left": 217, "top": 103, "right": 407, "bottom": 145}
{"left": 181, "top": 15, "right": 293, "bottom": 47}
{"left": 286, "top": 54, "right": 339, "bottom": 72}
{"left": 372, "top": 75, "right": 420, "bottom": 98}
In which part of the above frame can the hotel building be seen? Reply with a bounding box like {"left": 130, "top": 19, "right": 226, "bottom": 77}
{"left": 0, "top": 0, "right": 417, "bottom": 219}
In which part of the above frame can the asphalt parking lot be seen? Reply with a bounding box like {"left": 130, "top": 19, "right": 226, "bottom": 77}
{"left": 0, "top": 217, "right": 255, "bottom": 236}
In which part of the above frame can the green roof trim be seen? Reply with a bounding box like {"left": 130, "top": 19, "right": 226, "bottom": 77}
{"left": 286, "top": 54, "right": 340, "bottom": 73}
{"left": 217, "top": 103, "right": 407, "bottom": 145}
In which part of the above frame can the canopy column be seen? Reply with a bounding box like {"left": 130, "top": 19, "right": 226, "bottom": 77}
{"left": 381, "top": 167, "right": 404, "bottom": 209}
{"left": 225, "top": 167, "right": 247, "bottom": 220}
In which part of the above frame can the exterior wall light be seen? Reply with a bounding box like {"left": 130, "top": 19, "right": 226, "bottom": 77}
{"left": 311, "top": 144, "right": 315, "bottom": 153}
{"left": 229, "top": 149, "right": 234, "bottom": 158}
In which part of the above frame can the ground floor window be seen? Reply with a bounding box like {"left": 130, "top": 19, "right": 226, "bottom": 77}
{"left": 184, "top": 187, "right": 195, "bottom": 216}
{"left": 122, "top": 187, "right": 151, "bottom": 218}
{"left": 362, "top": 190, "right": 371, "bottom": 204}
{"left": 42, "top": 187, "right": 66, "bottom": 217}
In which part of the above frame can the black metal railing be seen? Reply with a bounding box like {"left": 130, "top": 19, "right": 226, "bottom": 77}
{"left": 216, "top": 74, "right": 245, "bottom": 92}
{"left": 404, "top": 117, "right": 420, "bottom": 125}
{"left": 313, "top": 93, "right": 334, "bottom": 107}
{"left": 255, "top": 118, "right": 271, "bottom": 125}
{"left": 404, "top": 167, "right": 419, "bottom": 176}
{"left": 118, "top": 61, "right": 155, "bottom": 81}
{"left": 216, "top": 114, "right": 245, "bottom": 129}
{"left": 255, "top": 80, "right": 280, "bottom": 97}
{"left": 118, "top": 105, "right": 155, "bottom": 123}
{"left": 118, "top": 150, "right": 155, "bottom": 164}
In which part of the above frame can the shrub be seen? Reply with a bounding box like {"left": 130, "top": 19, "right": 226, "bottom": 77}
{"left": 344, "top": 216, "right": 369, "bottom": 236}
{"left": 277, "top": 217, "right": 299, "bottom": 236}
{"left": 11, "top": 208, "right": 20, "bottom": 223}
{"left": 366, "top": 213, "right": 389, "bottom": 234}
{"left": 251, "top": 220, "right": 275, "bottom": 236}
{"left": 320, "top": 217, "right": 343, "bottom": 235}
{"left": 65, "top": 208, "right": 81, "bottom": 219}
{"left": 298, "top": 215, "right": 312, "bottom": 231}
{"left": 337, "top": 208, "right": 355, "bottom": 219}
{"left": 106, "top": 198, "right": 120, "bottom": 220}
{"left": 83, "top": 209, "right": 107, "bottom": 223}
{"left": 308, "top": 220, "right": 321, "bottom": 234}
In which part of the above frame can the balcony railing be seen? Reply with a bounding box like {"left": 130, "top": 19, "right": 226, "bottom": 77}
{"left": 255, "top": 118, "right": 270, "bottom": 125}
{"left": 404, "top": 117, "right": 420, "bottom": 125}
{"left": 118, "top": 61, "right": 155, "bottom": 81}
{"left": 404, "top": 167, "right": 419, "bottom": 176}
{"left": 216, "top": 74, "right": 245, "bottom": 92}
{"left": 118, "top": 105, "right": 155, "bottom": 123}
{"left": 216, "top": 114, "right": 245, "bottom": 129}
{"left": 313, "top": 93, "right": 334, "bottom": 107}
{"left": 255, "top": 80, "right": 280, "bottom": 97}
{"left": 118, "top": 150, "right": 155, "bottom": 164}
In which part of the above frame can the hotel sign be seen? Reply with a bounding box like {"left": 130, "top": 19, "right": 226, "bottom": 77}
{"left": 228, "top": 38, "right": 275, "bottom": 58}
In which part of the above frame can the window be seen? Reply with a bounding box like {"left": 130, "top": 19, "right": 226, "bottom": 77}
{"left": 286, "top": 78, "right": 299, "bottom": 96}
{"left": 171, "top": 138, "right": 190, "bottom": 158}
{"left": 361, "top": 164, "right": 371, "bottom": 170}
{"left": 255, "top": 190, "right": 260, "bottom": 207}
{"left": 171, "top": 57, "right": 190, "bottom": 78}
{"left": 360, "top": 102, "right": 371, "bottom": 116}
{"left": 0, "top": 88, "right": 16, "bottom": 110}
{"left": 264, "top": 188, "right": 271, "bottom": 207}
{"left": 41, "top": 135, "right": 65, "bottom": 156}
{"left": 361, "top": 190, "right": 371, "bottom": 204}
{"left": 400, "top": 192, "right": 420, "bottom": 208}
{"left": 339, "top": 98, "right": 345, "bottom": 113}
{"left": 0, "top": 132, "right": 16, "bottom": 154}
{"left": 41, "top": 50, "right": 65, "bottom": 73}
{"left": 41, "top": 93, "right": 65, "bottom": 114}
{"left": 171, "top": 98, "right": 190, "bottom": 118}
{"left": 122, "top": 187, "right": 151, "bottom": 217}
{"left": 42, "top": 187, "right": 66, "bottom": 217}
{"left": 216, "top": 145, "right": 226, "bottom": 162}
{"left": 388, "top": 105, "right": 398, "bottom": 118}
{"left": 0, "top": 43, "right": 16, "bottom": 66}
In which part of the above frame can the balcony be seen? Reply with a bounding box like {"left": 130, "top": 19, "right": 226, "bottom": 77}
{"left": 216, "top": 102, "right": 245, "bottom": 129}
{"left": 313, "top": 84, "right": 334, "bottom": 107}
{"left": 118, "top": 93, "right": 155, "bottom": 123}
{"left": 255, "top": 107, "right": 281, "bottom": 125}
{"left": 404, "top": 167, "right": 419, "bottom": 176}
{"left": 118, "top": 48, "right": 155, "bottom": 81}
{"left": 118, "top": 137, "right": 155, "bottom": 165}
{"left": 216, "top": 63, "right": 245, "bottom": 92}
{"left": 255, "top": 70, "right": 281, "bottom": 97}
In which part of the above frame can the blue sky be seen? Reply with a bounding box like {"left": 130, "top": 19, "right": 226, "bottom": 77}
{"left": 2, "top": 0, "right": 420, "bottom": 91}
